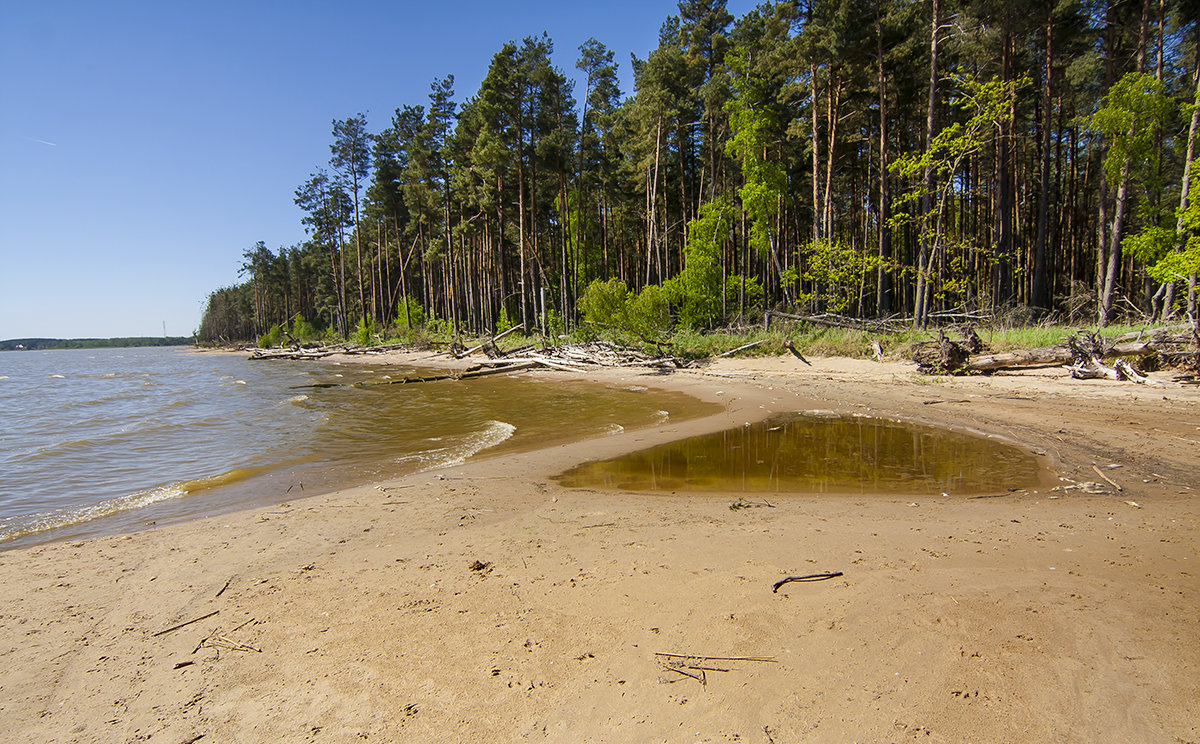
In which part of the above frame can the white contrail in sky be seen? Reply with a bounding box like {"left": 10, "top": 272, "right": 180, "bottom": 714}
{"left": 31, "top": 138, "right": 58, "bottom": 146}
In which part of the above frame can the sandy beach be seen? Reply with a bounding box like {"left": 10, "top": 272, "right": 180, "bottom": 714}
{"left": 1, "top": 352, "right": 1197, "bottom": 743}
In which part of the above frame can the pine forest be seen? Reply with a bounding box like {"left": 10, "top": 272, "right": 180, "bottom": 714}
{"left": 198, "top": 0, "right": 1200, "bottom": 346}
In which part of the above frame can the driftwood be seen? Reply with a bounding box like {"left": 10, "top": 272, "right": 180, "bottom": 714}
{"left": 291, "top": 343, "right": 690, "bottom": 390}
{"left": 249, "top": 342, "right": 419, "bottom": 361}
{"left": 916, "top": 327, "right": 1195, "bottom": 381}
{"left": 966, "top": 340, "right": 1151, "bottom": 372}
{"left": 716, "top": 339, "right": 767, "bottom": 358}
{"left": 766, "top": 310, "right": 907, "bottom": 333}
{"left": 783, "top": 339, "right": 812, "bottom": 365}
{"left": 453, "top": 324, "right": 525, "bottom": 358}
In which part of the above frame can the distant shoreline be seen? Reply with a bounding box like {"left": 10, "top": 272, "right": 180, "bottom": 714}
{"left": 0, "top": 337, "right": 194, "bottom": 351}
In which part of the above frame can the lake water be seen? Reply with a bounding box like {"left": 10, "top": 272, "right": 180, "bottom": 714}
{"left": 0, "top": 347, "right": 714, "bottom": 549}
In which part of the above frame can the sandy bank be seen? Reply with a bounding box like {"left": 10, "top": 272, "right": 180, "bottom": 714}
{"left": 1, "top": 354, "right": 1197, "bottom": 743}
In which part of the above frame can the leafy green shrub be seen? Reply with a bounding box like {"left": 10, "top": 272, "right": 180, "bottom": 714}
{"left": 724, "top": 274, "right": 763, "bottom": 315}
{"left": 797, "top": 239, "right": 882, "bottom": 314}
{"left": 578, "top": 277, "right": 630, "bottom": 330}
{"left": 257, "top": 324, "right": 283, "bottom": 348}
{"left": 665, "top": 197, "right": 734, "bottom": 328}
{"left": 394, "top": 298, "right": 425, "bottom": 330}
{"left": 578, "top": 278, "right": 672, "bottom": 344}
{"left": 290, "top": 317, "right": 318, "bottom": 344}
{"left": 496, "top": 307, "right": 516, "bottom": 333}
{"left": 352, "top": 316, "right": 377, "bottom": 345}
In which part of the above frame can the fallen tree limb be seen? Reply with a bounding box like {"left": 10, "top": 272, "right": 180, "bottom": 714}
{"left": 967, "top": 340, "right": 1152, "bottom": 372}
{"left": 783, "top": 339, "right": 811, "bottom": 366}
{"left": 716, "top": 339, "right": 767, "bottom": 358}
{"left": 454, "top": 324, "right": 525, "bottom": 358}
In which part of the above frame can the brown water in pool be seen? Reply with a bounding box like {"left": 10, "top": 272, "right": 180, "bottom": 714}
{"left": 555, "top": 412, "right": 1043, "bottom": 496}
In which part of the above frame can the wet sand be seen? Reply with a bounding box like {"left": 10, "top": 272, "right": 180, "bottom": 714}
{"left": 1, "top": 353, "right": 1197, "bottom": 743}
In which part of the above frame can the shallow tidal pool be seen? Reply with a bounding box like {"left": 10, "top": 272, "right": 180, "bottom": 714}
{"left": 554, "top": 411, "right": 1044, "bottom": 496}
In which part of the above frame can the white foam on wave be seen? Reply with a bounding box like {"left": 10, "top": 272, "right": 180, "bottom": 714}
{"left": 605, "top": 423, "right": 625, "bottom": 435}
{"left": 395, "top": 420, "right": 516, "bottom": 472}
{"left": 49, "top": 374, "right": 65, "bottom": 379}
{"left": 0, "top": 483, "right": 186, "bottom": 544}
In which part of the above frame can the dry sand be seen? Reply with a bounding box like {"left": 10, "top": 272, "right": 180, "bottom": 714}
{"left": 1, "top": 353, "right": 1197, "bottom": 743}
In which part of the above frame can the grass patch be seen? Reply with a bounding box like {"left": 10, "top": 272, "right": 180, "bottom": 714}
{"left": 359, "top": 317, "right": 1184, "bottom": 363}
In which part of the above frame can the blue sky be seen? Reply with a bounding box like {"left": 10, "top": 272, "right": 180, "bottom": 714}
{"left": 0, "top": 0, "right": 758, "bottom": 339}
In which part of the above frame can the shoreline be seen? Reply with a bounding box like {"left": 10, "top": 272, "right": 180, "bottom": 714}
{"left": 2, "top": 354, "right": 1197, "bottom": 742}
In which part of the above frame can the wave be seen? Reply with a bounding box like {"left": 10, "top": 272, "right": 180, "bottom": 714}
{"left": 0, "top": 463, "right": 285, "bottom": 544}
{"left": 394, "top": 420, "right": 516, "bottom": 471}
{"left": 0, "top": 483, "right": 185, "bottom": 543}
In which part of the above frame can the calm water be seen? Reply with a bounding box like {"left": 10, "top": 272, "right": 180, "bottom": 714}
{"left": 0, "top": 347, "right": 714, "bottom": 549}
{"left": 555, "top": 411, "right": 1043, "bottom": 495}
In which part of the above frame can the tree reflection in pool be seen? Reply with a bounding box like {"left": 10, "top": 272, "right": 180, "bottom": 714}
{"left": 555, "top": 412, "right": 1043, "bottom": 496}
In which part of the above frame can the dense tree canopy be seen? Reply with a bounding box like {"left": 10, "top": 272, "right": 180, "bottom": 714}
{"left": 200, "top": 0, "right": 1200, "bottom": 344}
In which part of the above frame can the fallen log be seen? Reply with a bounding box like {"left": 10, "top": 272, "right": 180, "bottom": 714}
{"left": 454, "top": 324, "right": 525, "bottom": 358}
{"left": 964, "top": 340, "right": 1152, "bottom": 372}
{"left": 716, "top": 339, "right": 767, "bottom": 358}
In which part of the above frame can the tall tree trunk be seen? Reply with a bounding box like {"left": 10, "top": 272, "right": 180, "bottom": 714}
{"left": 648, "top": 114, "right": 663, "bottom": 286}
{"left": 517, "top": 96, "right": 529, "bottom": 331}
{"left": 994, "top": 27, "right": 1016, "bottom": 310}
{"left": 1100, "top": 0, "right": 1150, "bottom": 326}
{"left": 915, "top": 0, "right": 939, "bottom": 327}
{"left": 875, "top": 7, "right": 891, "bottom": 316}
{"left": 1032, "top": 10, "right": 1054, "bottom": 312}
{"left": 810, "top": 64, "right": 821, "bottom": 244}
{"left": 823, "top": 77, "right": 842, "bottom": 241}
{"left": 1164, "top": 28, "right": 1200, "bottom": 321}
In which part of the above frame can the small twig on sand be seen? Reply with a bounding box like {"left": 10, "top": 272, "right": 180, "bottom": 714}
{"left": 215, "top": 578, "right": 232, "bottom": 598}
{"left": 772, "top": 572, "right": 843, "bottom": 592}
{"left": 665, "top": 667, "right": 705, "bottom": 685}
{"left": 1092, "top": 465, "right": 1123, "bottom": 492}
{"left": 654, "top": 653, "right": 777, "bottom": 663}
{"left": 153, "top": 610, "right": 219, "bottom": 637}
{"left": 206, "top": 635, "right": 261, "bottom": 653}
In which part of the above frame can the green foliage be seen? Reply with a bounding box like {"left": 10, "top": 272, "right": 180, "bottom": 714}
{"left": 796, "top": 240, "right": 882, "bottom": 313}
{"left": 257, "top": 324, "right": 284, "bottom": 349}
{"left": 1124, "top": 226, "right": 1176, "bottom": 269}
{"left": 496, "top": 307, "right": 515, "bottom": 333}
{"left": 2, "top": 337, "right": 194, "bottom": 351}
{"left": 395, "top": 298, "right": 425, "bottom": 330}
{"left": 627, "top": 285, "right": 672, "bottom": 341}
{"left": 1091, "top": 73, "right": 1174, "bottom": 184}
{"left": 578, "top": 277, "right": 630, "bottom": 330}
{"left": 1144, "top": 161, "right": 1200, "bottom": 286}
{"left": 289, "top": 317, "right": 318, "bottom": 344}
{"left": 891, "top": 74, "right": 1019, "bottom": 220}
{"left": 725, "top": 52, "right": 784, "bottom": 259}
{"left": 578, "top": 278, "right": 671, "bottom": 343}
{"left": 352, "top": 316, "right": 377, "bottom": 345}
{"left": 724, "top": 274, "right": 763, "bottom": 312}
{"left": 665, "top": 197, "right": 735, "bottom": 327}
